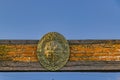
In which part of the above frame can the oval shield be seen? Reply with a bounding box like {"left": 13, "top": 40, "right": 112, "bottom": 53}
{"left": 37, "top": 32, "right": 70, "bottom": 71}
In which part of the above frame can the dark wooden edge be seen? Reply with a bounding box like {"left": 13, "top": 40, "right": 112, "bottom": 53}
{"left": 0, "top": 40, "right": 120, "bottom": 44}
{"left": 0, "top": 61, "right": 120, "bottom": 72}
{"left": 0, "top": 40, "right": 38, "bottom": 44}
{"left": 1, "top": 70, "right": 120, "bottom": 72}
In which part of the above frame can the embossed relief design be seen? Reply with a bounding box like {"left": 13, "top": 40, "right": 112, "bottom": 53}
{"left": 37, "top": 32, "right": 70, "bottom": 71}
{"left": 44, "top": 41, "right": 64, "bottom": 65}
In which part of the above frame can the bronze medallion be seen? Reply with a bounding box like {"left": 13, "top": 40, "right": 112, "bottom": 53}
{"left": 37, "top": 32, "right": 70, "bottom": 71}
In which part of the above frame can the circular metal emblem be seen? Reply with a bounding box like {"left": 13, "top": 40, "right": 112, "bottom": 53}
{"left": 37, "top": 32, "right": 70, "bottom": 71}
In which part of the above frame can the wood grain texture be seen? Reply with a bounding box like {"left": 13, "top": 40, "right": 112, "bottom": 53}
{"left": 0, "top": 61, "right": 120, "bottom": 72}
{"left": 0, "top": 40, "right": 120, "bottom": 71}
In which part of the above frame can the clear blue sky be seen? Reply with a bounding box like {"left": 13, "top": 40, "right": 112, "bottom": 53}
{"left": 0, "top": 0, "right": 120, "bottom": 80}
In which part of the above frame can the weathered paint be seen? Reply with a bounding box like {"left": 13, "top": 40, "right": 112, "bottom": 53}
{"left": 0, "top": 40, "right": 120, "bottom": 62}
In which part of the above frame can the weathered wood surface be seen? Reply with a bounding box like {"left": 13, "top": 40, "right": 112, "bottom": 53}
{"left": 1, "top": 61, "right": 120, "bottom": 72}
{"left": 0, "top": 40, "right": 120, "bottom": 72}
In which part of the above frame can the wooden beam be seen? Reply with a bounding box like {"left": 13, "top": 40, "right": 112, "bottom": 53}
{"left": 0, "top": 40, "right": 120, "bottom": 72}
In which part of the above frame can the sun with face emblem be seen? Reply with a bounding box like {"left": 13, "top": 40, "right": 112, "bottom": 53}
{"left": 37, "top": 32, "right": 70, "bottom": 71}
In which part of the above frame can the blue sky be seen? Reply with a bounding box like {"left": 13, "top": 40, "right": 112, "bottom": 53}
{"left": 0, "top": 0, "right": 120, "bottom": 39}
{"left": 0, "top": 0, "right": 120, "bottom": 80}
{"left": 0, "top": 72, "right": 120, "bottom": 80}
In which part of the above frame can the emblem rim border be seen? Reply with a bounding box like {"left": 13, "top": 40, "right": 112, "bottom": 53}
{"left": 37, "top": 32, "right": 70, "bottom": 71}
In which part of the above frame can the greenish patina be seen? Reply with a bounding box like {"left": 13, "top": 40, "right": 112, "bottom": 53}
{"left": 37, "top": 32, "right": 70, "bottom": 71}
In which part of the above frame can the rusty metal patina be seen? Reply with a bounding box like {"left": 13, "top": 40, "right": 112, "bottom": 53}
{"left": 37, "top": 32, "right": 70, "bottom": 71}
